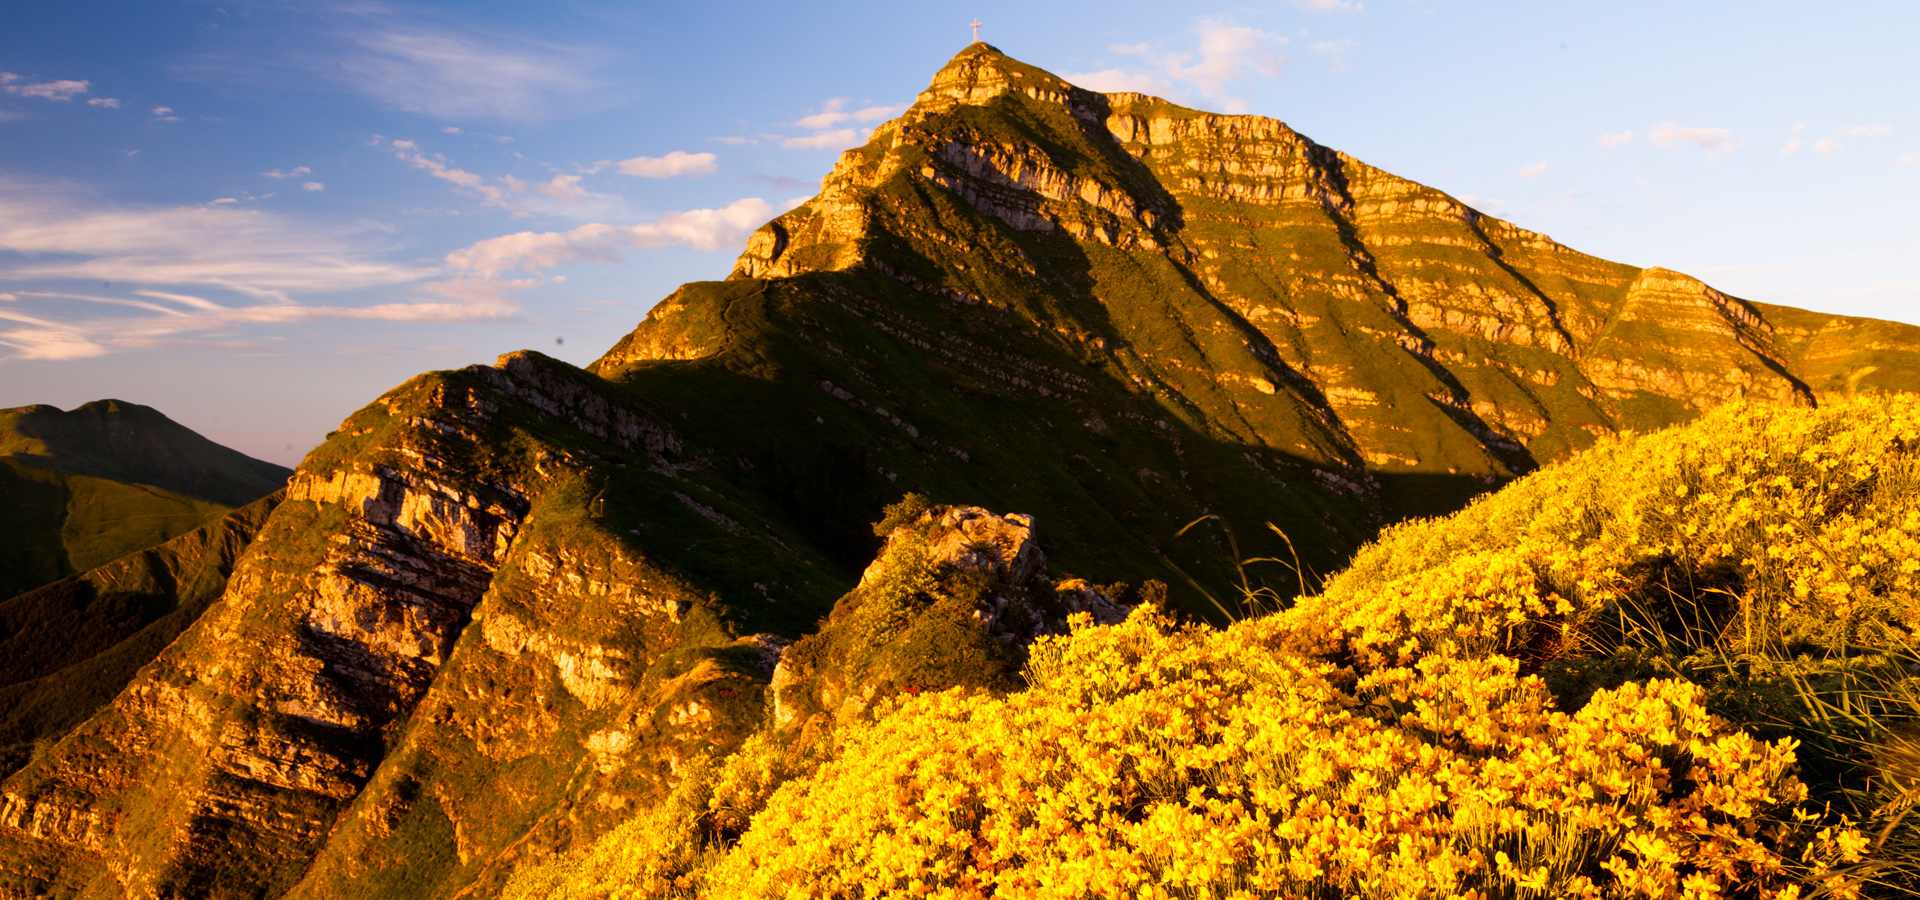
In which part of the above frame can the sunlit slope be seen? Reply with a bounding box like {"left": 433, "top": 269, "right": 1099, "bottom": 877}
{"left": 510, "top": 396, "right": 1920, "bottom": 899}
{"left": 605, "top": 43, "right": 1920, "bottom": 515}
{"left": 0, "top": 401, "right": 292, "bottom": 599}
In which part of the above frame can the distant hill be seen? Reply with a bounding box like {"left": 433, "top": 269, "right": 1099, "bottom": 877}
{"left": 3, "top": 44, "right": 1919, "bottom": 900}
{"left": 0, "top": 400, "right": 291, "bottom": 599}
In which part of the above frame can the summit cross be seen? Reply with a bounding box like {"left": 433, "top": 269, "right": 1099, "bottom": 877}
{"left": 971, "top": 18, "right": 982, "bottom": 42}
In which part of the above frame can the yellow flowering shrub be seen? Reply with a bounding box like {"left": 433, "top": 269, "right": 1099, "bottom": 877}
{"left": 1308, "top": 395, "right": 1920, "bottom": 656}
{"left": 513, "top": 397, "right": 1920, "bottom": 899}
{"left": 681, "top": 609, "right": 1853, "bottom": 899}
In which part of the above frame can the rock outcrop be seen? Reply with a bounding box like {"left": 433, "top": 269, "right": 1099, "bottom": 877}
{"left": 771, "top": 505, "right": 1131, "bottom": 739}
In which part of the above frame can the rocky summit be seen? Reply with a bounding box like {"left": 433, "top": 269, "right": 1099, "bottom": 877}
{"left": 3, "top": 44, "right": 1918, "bottom": 900}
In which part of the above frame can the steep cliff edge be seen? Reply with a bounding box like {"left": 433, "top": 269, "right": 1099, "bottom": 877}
{"left": 3, "top": 43, "right": 1919, "bottom": 900}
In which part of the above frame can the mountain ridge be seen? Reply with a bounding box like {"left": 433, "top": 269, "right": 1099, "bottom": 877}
{"left": 0, "top": 400, "right": 292, "bottom": 601}
{"left": 1, "top": 43, "right": 1917, "bottom": 899}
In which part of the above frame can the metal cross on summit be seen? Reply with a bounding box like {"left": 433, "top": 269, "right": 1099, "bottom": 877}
{"left": 971, "top": 18, "right": 982, "bottom": 42}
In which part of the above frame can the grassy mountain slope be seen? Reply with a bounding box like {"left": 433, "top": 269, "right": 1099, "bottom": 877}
{"left": 514, "top": 394, "right": 1920, "bottom": 900}
{"left": 0, "top": 493, "right": 282, "bottom": 780}
{"left": 3, "top": 44, "right": 1919, "bottom": 899}
{"left": 0, "top": 401, "right": 292, "bottom": 600}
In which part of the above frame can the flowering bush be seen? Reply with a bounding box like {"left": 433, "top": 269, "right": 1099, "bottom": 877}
{"left": 511, "top": 397, "right": 1920, "bottom": 899}
{"left": 689, "top": 610, "right": 1856, "bottom": 899}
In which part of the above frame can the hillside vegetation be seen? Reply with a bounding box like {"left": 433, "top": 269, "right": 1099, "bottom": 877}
{"left": 0, "top": 493, "right": 282, "bottom": 778}
{"left": 511, "top": 394, "right": 1920, "bottom": 899}
{"left": 0, "top": 400, "right": 291, "bottom": 600}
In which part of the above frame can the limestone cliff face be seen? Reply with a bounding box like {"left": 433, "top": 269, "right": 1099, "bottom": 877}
{"left": 6, "top": 43, "right": 1920, "bottom": 900}
{"left": 678, "top": 43, "right": 1920, "bottom": 483}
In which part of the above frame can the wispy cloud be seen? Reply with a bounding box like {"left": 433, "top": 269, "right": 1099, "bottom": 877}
{"left": 302, "top": 182, "right": 326, "bottom": 192}
{"left": 1518, "top": 162, "right": 1547, "bottom": 179}
{"left": 1815, "top": 137, "right": 1840, "bottom": 156}
{"left": 1899, "top": 154, "right": 1918, "bottom": 168}
{"left": 1781, "top": 122, "right": 1805, "bottom": 154}
{"left": 443, "top": 198, "right": 775, "bottom": 279}
{"left": 1061, "top": 68, "right": 1177, "bottom": 95}
{"left": 1848, "top": 124, "right": 1893, "bottom": 137}
{"left": 780, "top": 128, "right": 860, "bottom": 150}
{"left": 416, "top": 198, "right": 775, "bottom": 315}
{"left": 263, "top": 166, "right": 312, "bottom": 178}
{"left": 1647, "top": 122, "right": 1737, "bottom": 158}
{"left": 0, "top": 73, "right": 90, "bottom": 102}
{"left": 1295, "top": 0, "right": 1363, "bottom": 12}
{"left": 331, "top": 24, "right": 596, "bottom": 119}
{"left": 0, "top": 179, "right": 427, "bottom": 303}
{"left": 0, "top": 178, "right": 505, "bottom": 359}
{"left": 178, "top": 8, "right": 601, "bottom": 122}
{"left": 0, "top": 177, "right": 762, "bottom": 360}
{"left": 1599, "top": 130, "right": 1636, "bottom": 149}
{"left": 86, "top": 97, "right": 121, "bottom": 109}
{"left": 793, "top": 98, "right": 906, "bottom": 131}
{"left": 770, "top": 98, "right": 906, "bottom": 152}
{"left": 616, "top": 151, "right": 717, "bottom": 178}
{"left": 384, "top": 138, "right": 618, "bottom": 218}
{"left": 1066, "top": 17, "right": 1287, "bottom": 113}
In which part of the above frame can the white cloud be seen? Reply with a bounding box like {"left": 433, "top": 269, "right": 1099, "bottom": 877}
{"left": 442, "top": 126, "right": 462, "bottom": 134}
{"left": 302, "top": 182, "right": 325, "bottom": 192}
{"left": 1518, "top": 162, "right": 1547, "bottom": 179}
{"left": 1815, "top": 137, "right": 1840, "bottom": 155}
{"left": 1848, "top": 124, "right": 1893, "bottom": 137}
{"left": 616, "top": 151, "right": 718, "bottom": 178}
{"left": 443, "top": 197, "right": 775, "bottom": 278}
{"left": 793, "top": 98, "right": 907, "bottom": 130}
{"left": 711, "top": 136, "right": 755, "bottom": 146}
{"left": 1647, "top": 122, "right": 1736, "bottom": 158}
{"left": 1142, "top": 18, "right": 1286, "bottom": 96}
{"left": 387, "top": 140, "right": 616, "bottom": 217}
{"left": 1900, "top": 154, "right": 1918, "bottom": 168}
{"left": 1296, "top": 0, "right": 1363, "bottom": 11}
{"left": 1781, "top": 123, "right": 1805, "bottom": 155}
{"left": 0, "top": 180, "right": 428, "bottom": 303}
{"left": 0, "top": 75, "right": 89, "bottom": 102}
{"left": 1599, "top": 130, "right": 1636, "bottom": 148}
{"left": 781, "top": 128, "right": 862, "bottom": 150}
{"left": 0, "top": 179, "right": 518, "bottom": 359}
{"left": 262, "top": 166, "right": 312, "bottom": 178}
{"left": 151, "top": 106, "right": 172, "bottom": 115}
{"left": 535, "top": 174, "right": 586, "bottom": 203}
{"left": 1073, "top": 17, "right": 1286, "bottom": 110}
{"left": 1457, "top": 194, "right": 1502, "bottom": 208}
{"left": 87, "top": 97, "right": 121, "bottom": 109}
{"left": 0, "top": 308, "right": 107, "bottom": 359}
{"left": 1061, "top": 68, "right": 1177, "bottom": 95}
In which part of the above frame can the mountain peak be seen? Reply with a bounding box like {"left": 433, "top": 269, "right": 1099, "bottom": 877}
{"left": 8, "top": 46, "right": 1920, "bottom": 900}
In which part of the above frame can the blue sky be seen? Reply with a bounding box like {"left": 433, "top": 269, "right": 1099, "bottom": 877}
{"left": 2, "top": 0, "right": 1915, "bottom": 466}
